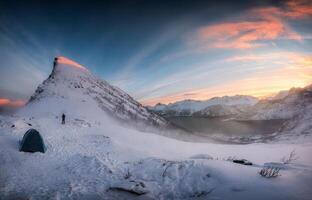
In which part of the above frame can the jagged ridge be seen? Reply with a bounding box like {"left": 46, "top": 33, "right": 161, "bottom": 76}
{"left": 26, "top": 56, "right": 168, "bottom": 127}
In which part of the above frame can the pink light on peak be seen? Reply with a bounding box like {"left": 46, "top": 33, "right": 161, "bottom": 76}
{"left": 56, "top": 56, "right": 88, "bottom": 71}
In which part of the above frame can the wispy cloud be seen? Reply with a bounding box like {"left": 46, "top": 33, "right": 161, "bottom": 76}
{"left": 0, "top": 19, "right": 52, "bottom": 101}
{"left": 111, "top": 27, "right": 181, "bottom": 88}
{"left": 224, "top": 52, "right": 311, "bottom": 63}
{"left": 191, "top": 0, "right": 311, "bottom": 50}
{"left": 225, "top": 52, "right": 312, "bottom": 65}
{"left": 110, "top": 15, "right": 196, "bottom": 90}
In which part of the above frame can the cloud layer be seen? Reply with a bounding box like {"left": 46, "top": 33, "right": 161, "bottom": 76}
{"left": 193, "top": 0, "right": 311, "bottom": 49}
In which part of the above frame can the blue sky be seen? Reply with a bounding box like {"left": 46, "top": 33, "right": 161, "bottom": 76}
{"left": 0, "top": 0, "right": 311, "bottom": 108}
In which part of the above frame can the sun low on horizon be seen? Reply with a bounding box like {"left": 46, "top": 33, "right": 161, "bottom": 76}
{"left": 0, "top": 0, "right": 312, "bottom": 110}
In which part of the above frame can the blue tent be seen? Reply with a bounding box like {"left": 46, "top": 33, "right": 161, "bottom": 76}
{"left": 19, "top": 129, "right": 46, "bottom": 153}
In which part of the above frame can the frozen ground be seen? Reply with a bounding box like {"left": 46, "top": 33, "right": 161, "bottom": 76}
{"left": 0, "top": 113, "right": 312, "bottom": 200}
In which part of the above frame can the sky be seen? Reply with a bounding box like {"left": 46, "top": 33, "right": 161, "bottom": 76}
{"left": 0, "top": 0, "right": 312, "bottom": 110}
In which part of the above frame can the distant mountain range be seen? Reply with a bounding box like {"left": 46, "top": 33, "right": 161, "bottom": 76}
{"left": 148, "top": 86, "right": 310, "bottom": 118}
{"left": 147, "top": 95, "right": 258, "bottom": 117}
{"left": 148, "top": 84, "right": 312, "bottom": 136}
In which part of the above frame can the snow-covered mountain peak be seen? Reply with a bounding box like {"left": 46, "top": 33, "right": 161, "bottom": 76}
{"left": 20, "top": 57, "right": 168, "bottom": 128}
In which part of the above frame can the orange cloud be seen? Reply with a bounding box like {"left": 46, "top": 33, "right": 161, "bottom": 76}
{"left": 198, "top": 19, "right": 290, "bottom": 49}
{"left": 194, "top": 0, "right": 310, "bottom": 49}
{"left": 0, "top": 98, "right": 26, "bottom": 108}
{"left": 283, "top": 0, "right": 312, "bottom": 18}
{"left": 252, "top": 0, "right": 312, "bottom": 19}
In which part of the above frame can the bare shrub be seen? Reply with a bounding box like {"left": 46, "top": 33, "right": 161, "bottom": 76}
{"left": 259, "top": 167, "right": 280, "bottom": 178}
{"left": 225, "top": 156, "right": 237, "bottom": 161}
{"left": 281, "top": 149, "right": 299, "bottom": 164}
{"left": 162, "top": 161, "right": 176, "bottom": 178}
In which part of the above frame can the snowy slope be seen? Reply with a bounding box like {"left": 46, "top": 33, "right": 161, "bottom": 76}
{"left": 267, "top": 90, "right": 290, "bottom": 101}
{"left": 150, "top": 95, "right": 258, "bottom": 117}
{"left": 240, "top": 85, "right": 311, "bottom": 120}
{"left": 1, "top": 112, "right": 312, "bottom": 199}
{"left": 276, "top": 85, "right": 312, "bottom": 138}
{"left": 20, "top": 57, "right": 168, "bottom": 128}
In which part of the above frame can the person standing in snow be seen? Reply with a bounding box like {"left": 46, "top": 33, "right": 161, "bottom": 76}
{"left": 62, "top": 113, "right": 66, "bottom": 124}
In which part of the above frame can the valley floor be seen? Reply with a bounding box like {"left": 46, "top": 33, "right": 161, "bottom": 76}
{"left": 0, "top": 115, "right": 312, "bottom": 200}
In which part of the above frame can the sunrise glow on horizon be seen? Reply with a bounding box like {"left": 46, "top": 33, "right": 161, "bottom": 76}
{"left": 142, "top": 53, "right": 312, "bottom": 105}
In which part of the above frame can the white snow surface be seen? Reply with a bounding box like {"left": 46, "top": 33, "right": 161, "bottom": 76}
{"left": 1, "top": 57, "right": 312, "bottom": 200}
{"left": 1, "top": 114, "right": 312, "bottom": 200}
